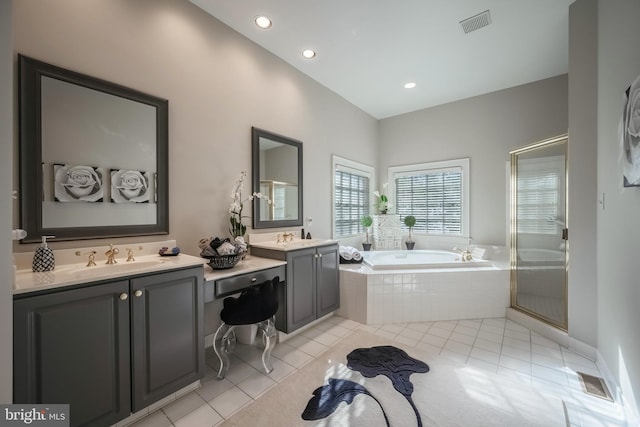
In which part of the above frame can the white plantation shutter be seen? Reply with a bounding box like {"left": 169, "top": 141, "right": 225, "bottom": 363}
{"left": 395, "top": 168, "right": 463, "bottom": 235}
{"left": 516, "top": 168, "right": 560, "bottom": 234}
{"left": 334, "top": 169, "right": 370, "bottom": 237}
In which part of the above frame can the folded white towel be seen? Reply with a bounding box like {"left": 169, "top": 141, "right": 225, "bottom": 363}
{"left": 339, "top": 246, "right": 353, "bottom": 261}
{"left": 217, "top": 242, "right": 237, "bottom": 255}
{"left": 348, "top": 247, "right": 362, "bottom": 261}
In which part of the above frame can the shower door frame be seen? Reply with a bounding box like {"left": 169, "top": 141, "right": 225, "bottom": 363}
{"left": 510, "top": 134, "right": 568, "bottom": 331}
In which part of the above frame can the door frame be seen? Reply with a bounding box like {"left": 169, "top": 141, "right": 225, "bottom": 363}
{"left": 509, "top": 134, "right": 569, "bottom": 331}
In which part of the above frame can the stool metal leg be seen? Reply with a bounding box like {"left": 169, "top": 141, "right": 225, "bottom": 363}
{"left": 213, "top": 323, "right": 236, "bottom": 379}
{"left": 257, "top": 317, "right": 277, "bottom": 374}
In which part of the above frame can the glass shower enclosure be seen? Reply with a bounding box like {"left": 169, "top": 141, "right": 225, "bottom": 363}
{"left": 510, "top": 135, "right": 568, "bottom": 330}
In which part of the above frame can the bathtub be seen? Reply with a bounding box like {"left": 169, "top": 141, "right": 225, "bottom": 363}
{"left": 361, "top": 249, "right": 491, "bottom": 270}
{"left": 338, "top": 249, "right": 510, "bottom": 324}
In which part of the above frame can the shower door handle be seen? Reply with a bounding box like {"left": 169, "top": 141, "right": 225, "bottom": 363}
{"left": 562, "top": 228, "right": 568, "bottom": 240}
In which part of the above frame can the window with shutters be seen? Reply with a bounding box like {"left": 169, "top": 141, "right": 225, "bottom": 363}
{"left": 332, "top": 156, "right": 374, "bottom": 238}
{"left": 388, "top": 159, "right": 469, "bottom": 237}
{"left": 516, "top": 156, "right": 564, "bottom": 235}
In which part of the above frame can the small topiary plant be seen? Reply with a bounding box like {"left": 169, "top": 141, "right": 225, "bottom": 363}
{"left": 404, "top": 215, "right": 416, "bottom": 242}
{"left": 361, "top": 215, "right": 373, "bottom": 243}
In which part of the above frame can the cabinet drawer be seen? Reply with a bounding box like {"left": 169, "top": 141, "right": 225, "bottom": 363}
{"left": 215, "top": 265, "right": 285, "bottom": 299}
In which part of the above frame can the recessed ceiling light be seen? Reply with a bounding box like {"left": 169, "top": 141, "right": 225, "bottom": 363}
{"left": 404, "top": 82, "right": 417, "bottom": 89}
{"left": 302, "top": 49, "right": 316, "bottom": 59}
{"left": 254, "top": 16, "right": 272, "bottom": 29}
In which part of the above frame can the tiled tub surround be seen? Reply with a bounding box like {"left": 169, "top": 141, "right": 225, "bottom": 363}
{"left": 338, "top": 256, "right": 510, "bottom": 325}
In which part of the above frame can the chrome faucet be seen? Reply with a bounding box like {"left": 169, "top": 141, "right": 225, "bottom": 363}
{"left": 105, "top": 244, "right": 119, "bottom": 264}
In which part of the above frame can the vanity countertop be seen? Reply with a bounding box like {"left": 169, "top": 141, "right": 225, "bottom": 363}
{"left": 15, "top": 253, "right": 287, "bottom": 295}
{"left": 14, "top": 253, "right": 205, "bottom": 295}
{"left": 249, "top": 238, "right": 338, "bottom": 252}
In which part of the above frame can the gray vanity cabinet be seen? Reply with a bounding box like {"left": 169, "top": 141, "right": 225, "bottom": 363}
{"left": 13, "top": 266, "right": 204, "bottom": 427}
{"left": 131, "top": 267, "right": 205, "bottom": 412}
{"left": 131, "top": 268, "right": 204, "bottom": 412}
{"left": 13, "top": 279, "right": 131, "bottom": 427}
{"left": 315, "top": 244, "right": 340, "bottom": 318}
{"left": 269, "top": 244, "right": 339, "bottom": 333}
{"left": 284, "top": 247, "right": 317, "bottom": 331}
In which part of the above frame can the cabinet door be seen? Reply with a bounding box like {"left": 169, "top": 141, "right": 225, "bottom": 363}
{"left": 130, "top": 267, "right": 204, "bottom": 411}
{"left": 285, "top": 247, "right": 316, "bottom": 332}
{"left": 316, "top": 245, "right": 340, "bottom": 317}
{"left": 14, "top": 281, "right": 131, "bottom": 427}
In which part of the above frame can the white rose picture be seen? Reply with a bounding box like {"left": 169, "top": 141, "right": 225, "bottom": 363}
{"left": 621, "top": 73, "right": 640, "bottom": 186}
{"left": 110, "top": 169, "right": 151, "bottom": 203}
{"left": 54, "top": 164, "right": 104, "bottom": 202}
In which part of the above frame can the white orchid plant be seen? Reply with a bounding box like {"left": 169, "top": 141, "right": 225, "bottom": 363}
{"left": 229, "top": 171, "right": 272, "bottom": 238}
{"left": 373, "top": 182, "right": 392, "bottom": 214}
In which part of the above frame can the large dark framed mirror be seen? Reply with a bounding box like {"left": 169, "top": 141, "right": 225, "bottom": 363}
{"left": 19, "top": 55, "right": 169, "bottom": 243}
{"left": 251, "top": 127, "right": 303, "bottom": 229}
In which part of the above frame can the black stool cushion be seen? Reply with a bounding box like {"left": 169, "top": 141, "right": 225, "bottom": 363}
{"left": 220, "top": 276, "right": 279, "bottom": 325}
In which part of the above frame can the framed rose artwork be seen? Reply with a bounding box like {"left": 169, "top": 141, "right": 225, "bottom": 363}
{"left": 110, "top": 169, "right": 151, "bottom": 203}
{"left": 621, "top": 74, "right": 640, "bottom": 187}
{"left": 53, "top": 164, "right": 104, "bottom": 202}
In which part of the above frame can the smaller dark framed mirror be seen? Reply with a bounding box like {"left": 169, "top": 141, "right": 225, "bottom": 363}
{"left": 251, "top": 127, "right": 303, "bottom": 229}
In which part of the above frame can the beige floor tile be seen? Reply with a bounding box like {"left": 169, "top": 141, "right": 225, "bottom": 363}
{"left": 161, "top": 391, "right": 206, "bottom": 423}
{"left": 208, "top": 387, "right": 252, "bottom": 419}
{"left": 173, "top": 403, "right": 222, "bottom": 427}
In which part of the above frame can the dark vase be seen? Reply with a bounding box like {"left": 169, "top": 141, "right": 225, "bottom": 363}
{"left": 362, "top": 242, "right": 372, "bottom": 251}
{"left": 405, "top": 241, "right": 415, "bottom": 250}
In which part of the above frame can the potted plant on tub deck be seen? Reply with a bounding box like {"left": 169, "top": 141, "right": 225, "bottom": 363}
{"left": 404, "top": 215, "right": 416, "bottom": 250}
{"left": 361, "top": 215, "right": 373, "bottom": 251}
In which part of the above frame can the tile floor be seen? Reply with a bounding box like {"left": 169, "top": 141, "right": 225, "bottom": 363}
{"left": 125, "top": 316, "right": 630, "bottom": 427}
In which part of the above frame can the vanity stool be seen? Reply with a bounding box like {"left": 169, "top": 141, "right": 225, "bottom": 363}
{"left": 213, "top": 277, "right": 279, "bottom": 379}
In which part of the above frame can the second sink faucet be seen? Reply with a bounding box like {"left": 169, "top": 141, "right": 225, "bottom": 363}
{"left": 281, "top": 232, "right": 294, "bottom": 242}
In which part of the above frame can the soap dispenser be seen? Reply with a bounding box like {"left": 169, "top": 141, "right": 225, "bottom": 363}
{"left": 32, "top": 235, "right": 56, "bottom": 272}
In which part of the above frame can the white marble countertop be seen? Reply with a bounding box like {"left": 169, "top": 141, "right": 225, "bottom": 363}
{"left": 15, "top": 253, "right": 289, "bottom": 295}
{"left": 13, "top": 236, "right": 290, "bottom": 295}
{"left": 14, "top": 253, "right": 205, "bottom": 295}
{"left": 248, "top": 231, "right": 337, "bottom": 252}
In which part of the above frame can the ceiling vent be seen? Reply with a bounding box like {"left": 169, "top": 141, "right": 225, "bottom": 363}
{"left": 460, "top": 10, "right": 491, "bottom": 34}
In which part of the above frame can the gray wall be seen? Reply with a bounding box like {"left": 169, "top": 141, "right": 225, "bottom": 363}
{"left": 568, "top": 0, "right": 598, "bottom": 349}
{"left": 0, "top": 0, "right": 13, "bottom": 404}
{"left": 378, "top": 75, "right": 569, "bottom": 246}
{"left": 595, "top": 0, "right": 640, "bottom": 419}
{"left": 12, "top": 0, "right": 378, "bottom": 257}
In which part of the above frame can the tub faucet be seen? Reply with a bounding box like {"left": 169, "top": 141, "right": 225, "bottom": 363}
{"left": 454, "top": 247, "right": 473, "bottom": 262}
